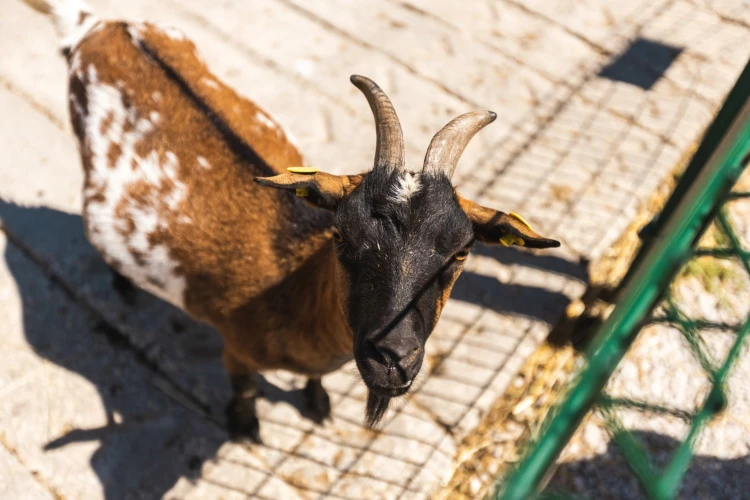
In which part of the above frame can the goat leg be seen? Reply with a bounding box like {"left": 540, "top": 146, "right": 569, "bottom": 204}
{"left": 224, "top": 353, "right": 262, "bottom": 443}
{"left": 303, "top": 377, "right": 331, "bottom": 424}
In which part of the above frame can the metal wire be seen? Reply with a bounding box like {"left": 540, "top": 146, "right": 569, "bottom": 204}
{"left": 496, "top": 57, "right": 750, "bottom": 500}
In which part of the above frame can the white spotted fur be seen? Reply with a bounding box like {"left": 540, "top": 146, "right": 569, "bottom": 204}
{"left": 25, "top": 0, "right": 97, "bottom": 51}
{"left": 196, "top": 156, "right": 211, "bottom": 170}
{"left": 83, "top": 66, "right": 188, "bottom": 308}
{"left": 161, "top": 25, "right": 185, "bottom": 41}
{"left": 254, "top": 110, "right": 278, "bottom": 131}
{"left": 200, "top": 77, "right": 219, "bottom": 89}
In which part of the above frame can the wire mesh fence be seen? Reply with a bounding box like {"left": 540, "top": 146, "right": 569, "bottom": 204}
{"left": 495, "top": 58, "right": 750, "bottom": 499}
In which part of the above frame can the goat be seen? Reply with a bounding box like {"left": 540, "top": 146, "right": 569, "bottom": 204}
{"left": 23, "top": 0, "right": 560, "bottom": 441}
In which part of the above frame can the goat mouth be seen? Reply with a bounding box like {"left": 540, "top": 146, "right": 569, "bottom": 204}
{"left": 368, "top": 383, "right": 411, "bottom": 397}
{"left": 354, "top": 356, "right": 414, "bottom": 398}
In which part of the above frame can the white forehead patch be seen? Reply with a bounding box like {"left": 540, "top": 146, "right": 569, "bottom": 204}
{"left": 390, "top": 172, "right": 422, "bottom": 203}
{"left": 82, "top": 67, "right": 188, "bottom": 309}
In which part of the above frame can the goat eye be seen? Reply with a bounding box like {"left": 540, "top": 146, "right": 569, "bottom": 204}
{"left": 332, "top": 227, "right": 344, "bottom": 243}
{"left": 454, "top": 247, "right": 470, "bottom": 261}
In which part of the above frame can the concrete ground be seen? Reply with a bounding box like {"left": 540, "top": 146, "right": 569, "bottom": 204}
{"left": 0, "top": 0, "right": 748, "bottom": 498}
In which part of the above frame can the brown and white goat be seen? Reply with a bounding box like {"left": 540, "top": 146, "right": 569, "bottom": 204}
{"left": 24, "top": 0, "right": 560, "bottom": 440}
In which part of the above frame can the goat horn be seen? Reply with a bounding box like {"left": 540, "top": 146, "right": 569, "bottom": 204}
{"left": 423, "top": 111, "right": 497, "bottom": 178}
{"left": 351, "top": 75, "right": 405, "bottom": 172}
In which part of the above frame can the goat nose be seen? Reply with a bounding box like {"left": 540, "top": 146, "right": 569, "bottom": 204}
{"left": 377, "top": 343, "right": 416, "bottom": 367}
{"left": 397, "top": 347, "right": 420, "bottom": 371}
{"left": 376, "top": 342, "right": 421, "bottom": 381}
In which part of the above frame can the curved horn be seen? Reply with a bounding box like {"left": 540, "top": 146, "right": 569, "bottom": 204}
{"left": 350, "top": 75, "right": 405, "bottom": 172}
{"left": 423, "top": 111, "right": 497, "bottom": 178}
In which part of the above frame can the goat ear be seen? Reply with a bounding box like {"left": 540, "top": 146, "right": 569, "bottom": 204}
{"left": 254, "top": 171, "right": 363, "bottom": 211}
{"left": 457, "top": 196, "right": 560, "bottom": 249}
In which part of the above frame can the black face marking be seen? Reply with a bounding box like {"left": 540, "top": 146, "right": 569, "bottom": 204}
{"left": 333, "top": 169, "right": 474, "bottom": 426}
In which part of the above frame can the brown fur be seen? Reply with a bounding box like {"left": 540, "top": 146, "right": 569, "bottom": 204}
{"left": 53, "top": 12, "right": 559, "bottom": 434}
{"left": 457, "top": 195, "right": 559, "bottom": 248}
{"left": 69, "top": 21, "right": 353, "bottom": 380}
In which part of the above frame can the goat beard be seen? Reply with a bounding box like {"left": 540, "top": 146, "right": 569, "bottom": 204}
{"left": 365, "top": 391, "right": 392, "bottom": 429}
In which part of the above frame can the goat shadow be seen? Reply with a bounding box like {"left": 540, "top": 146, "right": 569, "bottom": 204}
{"left": 544, "top": 430, "right": 750, "bottom": 499}
{"left": 0, "top": 201, "right": 327, "bottom": 498}
{"left": 0, "top": 200, "right": 582, "bottom": 498}
{"left": 454, "top": 244, "right": 587, "bottom": 326}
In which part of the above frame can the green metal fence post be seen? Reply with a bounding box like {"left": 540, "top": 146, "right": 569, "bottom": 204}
{"left": 496, "top": 58, "right": 750, "bottom": 500}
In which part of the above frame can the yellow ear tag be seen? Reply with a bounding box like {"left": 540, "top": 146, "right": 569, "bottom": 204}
{"left": 287, "top": 166, "right": 318, "bottom": 175}
{"left": 287, "top": 167, "right": 316, "bottom": 197}
{"left": 499, "top": 234, "right": 525, "bottom": 247}
{"left": 509, "top": 212, "right": 533, "bottom": 230}
{"left": 499, "top": 212, "right": 532, "bottom": 246}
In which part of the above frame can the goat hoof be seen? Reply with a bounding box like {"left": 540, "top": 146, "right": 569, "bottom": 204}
{"left": 304, "top": 379, "right": 331, "bottom": 424}
{"left": 226, "top": 398, "right": 262, "bottom": 444}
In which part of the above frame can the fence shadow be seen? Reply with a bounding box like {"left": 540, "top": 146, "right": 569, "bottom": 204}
{"left": 454, "top": 244, "right": 587, "bottom": 326}
{"left": 546, "top": 430, "right": 750, "bottom": 499}
{"left": 472, "top": 244, "right": 586, "bottom": 282}
{"left": 0, "top": 200, "right": 582, "bottom": 498}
